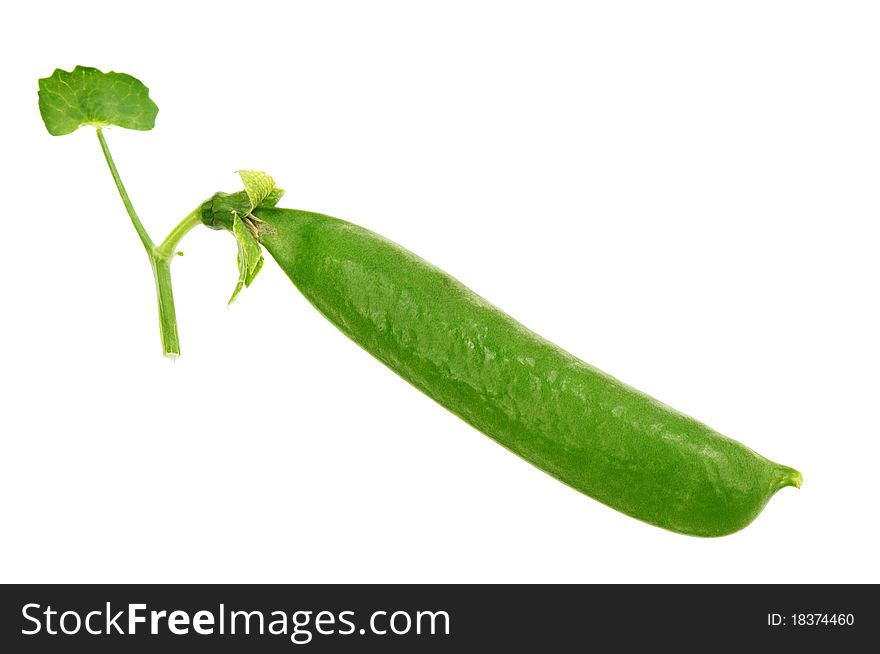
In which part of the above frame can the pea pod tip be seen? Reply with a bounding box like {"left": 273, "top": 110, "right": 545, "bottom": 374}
{"left": 775, "top": 466, "right": 803, "bottom": 491}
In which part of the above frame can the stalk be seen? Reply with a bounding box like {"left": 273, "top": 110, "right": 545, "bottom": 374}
{"left": 151, "top": 258, "right": 180, "bottom": 357}
{"left": 95, "top": 127, "right": 202, "bottom": 357}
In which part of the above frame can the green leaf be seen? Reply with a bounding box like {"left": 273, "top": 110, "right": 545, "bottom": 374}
{"left": 38, "top": 66, "right": 158, "bottom": 136}
{"left": 239, "top": 170, "right": 274, "bottom": 208}
{"left": 262, "top": 187, "right": 285, "bottom": 208}
{"left": 238, "top": 170, "right": 285, "bottom": 209}
{"left": 229, "top": 212, "right": 265, "bottom": 304}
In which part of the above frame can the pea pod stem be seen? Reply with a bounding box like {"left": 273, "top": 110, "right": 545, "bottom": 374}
{"left": 94, "top": 127, "right": 203, "bottom": 357}
{"left": 155, "top": 208, "right": 203, "bottom": 261}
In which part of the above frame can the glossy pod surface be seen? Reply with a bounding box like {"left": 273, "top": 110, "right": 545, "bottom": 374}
{"left": 256, "top": 208, "right": 800, "bottom": 537}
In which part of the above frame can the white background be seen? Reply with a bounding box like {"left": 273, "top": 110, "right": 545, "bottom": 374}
{"left": 1, "top": 1, "right": 878, "bottom": 583}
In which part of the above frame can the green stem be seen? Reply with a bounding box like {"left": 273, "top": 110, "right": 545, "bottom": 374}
{"left": 151, "top": 258, "right": 180, "bottom": 358}
{"left": 95, "top": 127, "right": 204, "bottom": 358}
{"left": 152, "top": 208, "right": 203, "bottom": 357}
{"left": 96, "top": 127, "right": 154, "bottom": 255}
{"left": 156, "top": 207, "right": 203, "bottom": 261}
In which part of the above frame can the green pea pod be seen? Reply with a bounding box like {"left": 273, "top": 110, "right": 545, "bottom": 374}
{"left": 251, "top": 208, "right": 800, "bottom": 537}
{"left": 36, "top": 67, "right": 800, "bottom": 536}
